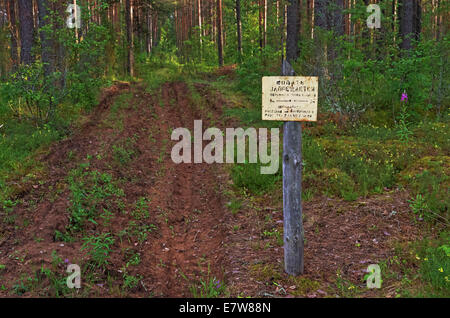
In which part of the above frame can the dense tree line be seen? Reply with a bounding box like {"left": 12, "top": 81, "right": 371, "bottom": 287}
{"left": 0, "top": 1, "right": 446, "bottom": 71}
{"left": 0, "top": 1, "right": 448, "bottom": 123}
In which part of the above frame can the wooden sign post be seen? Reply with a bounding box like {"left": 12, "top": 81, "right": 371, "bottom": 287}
{"left": 262, "top": 60, "right": 318, "bottom": 276}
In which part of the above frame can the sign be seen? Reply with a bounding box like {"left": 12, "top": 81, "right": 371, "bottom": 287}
{"left": 262, "top": 76, "right": 318, "bottom": 122}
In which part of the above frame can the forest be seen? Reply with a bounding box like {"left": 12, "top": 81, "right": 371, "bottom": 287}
{"left": 0, "top": 0, "right": 448, "bottom": 298}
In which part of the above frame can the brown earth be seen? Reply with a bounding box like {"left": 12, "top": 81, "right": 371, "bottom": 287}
{"left": 0, "top": 79, "right": 424, "bottom": 298}
{"left": 0, "top": 81, "right": 233, "bottom": 297}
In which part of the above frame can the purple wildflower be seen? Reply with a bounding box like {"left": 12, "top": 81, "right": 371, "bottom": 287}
{"left": 214, "top": 279, "right": 221, "bottom": 289}
{"left": 64, "top": 258, "right": 70, "bottom": 264}
{"left": 401, "top": 92, "right": 408, "bottom": 102}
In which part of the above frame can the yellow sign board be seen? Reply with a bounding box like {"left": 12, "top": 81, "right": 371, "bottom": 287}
{"left": 262, "top": 76, "right": 318, "bottom": 122}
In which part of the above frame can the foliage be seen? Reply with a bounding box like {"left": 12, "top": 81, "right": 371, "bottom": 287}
{"left": 131, "top": 197, "right": 150, "bottom": 220}
{"left": 0, "top": 63, "right": 65, "bottom": 124}
{"left": 417, "top": 232, "right": 450, "bottom": 297}
{"left": 231, "top": 161, "right": 281, "bottom": 195}
{"left": 81, "top": 233, "right": 115, "bottom": 267}
{"left": 402, "top": 156, "right": 449, "bottom": 224}
{"left": 66, "top": 166, "right": 125, "bottom": 234}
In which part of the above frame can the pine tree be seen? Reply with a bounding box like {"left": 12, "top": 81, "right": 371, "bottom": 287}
{"left": 18, "top": 0, "right": 34, "bottom": 65}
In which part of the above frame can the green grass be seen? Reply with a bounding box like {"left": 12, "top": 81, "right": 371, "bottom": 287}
{"left": 112, "top": 136, "right": 138, "bottom": 166}
{"left": 126, "top": 221, "right": 157, "bottom": 243}
{"left": 231, "top": 161, "right": 281, "bottom": 195}
{"left": 181, "top": 264, "right": 227, "bottom": 298}
{"left": 65, "top": 165, "right": 125, "bottom": 235}
{"left": 81, "top": 233, "right": 115, "bottom": 268}
{"left": 301, "top": 119, "right": 449, "bottom": 206}
{"left": 110, "top": 92, "right": 133, "bottom": 115}
{"left": 225, "top": 64, "right": 449, "bottom": 204}
{"left": 401, "top": 156, "right": 449, "bottom": 224}
{"left": 417, "top": 232, "right": 450, "bottom": 297}
{"left": 131, "top": 197, "right": 151, "bottom": 220}
{"left": 0, "top": 121, "right": 60, "bottom": 200}
{"left": 8, "top": 251, "right": 75, "bottom": 297}
{"left": 378, "top": 233, "right": 450, "bottom": 298}
{"left": 227, "top": 198, "right": 242, "bottom": 215}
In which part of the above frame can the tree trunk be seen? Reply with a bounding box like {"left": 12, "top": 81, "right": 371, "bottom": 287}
{"left": 125, "top": 0, "right": 134, "bottom": 76}
{"left": 236, "top": 0, "right": 242, "bottom": 58}
{"left": 314, "top": 0, "right": 328, "bottom": 31}
{"left": 198, "top": 0, "right": 202, "bottom": 47}
{"left": 18, "top": 0, "right": 34, "bottom": 65}
{"left": 7, "top": 0, "right": 18, "bottom": 69}
{"left": 399, "top": 0, "right": 414, "bottom": 50}
{"left": 217, "top": 0, "right": 223, "bottom": 66}
{"left": 263, "top": 0, "right": 267, "bottom": 47}
{"left": 330, "top": 0, "right": 345, "bottom": 36}
{"left": 259, "top": 0, "right": 263, "bottom": 50}
{"left": 37, "top": 0, "right": 53, "bottom": 77}
{"left": 286, "top": 0, "right": 299, "bottom": 62}
{"left": 146, "top": 6, "right": 152, "bottom": 54}
{"left": 413, "top": 0, "right": 421, "bottom": 41}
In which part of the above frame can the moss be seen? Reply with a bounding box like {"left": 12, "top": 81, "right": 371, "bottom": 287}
{"left": 288, "top": 276, "right": 321, "bottom": 296}
{"left": 304, "top": 168, "right": 355, "bottom": 198}
{"left": 249, "top": 263, "right": 283, "bottom": 282}
{"left": 400, "top": 156, "right": 450, "bottom": 180}
{"left": 414, "top": 121, "right": 450, "bottom": 151}
{"left": 399, "top": 156, "right": 449, "bottom": 196}
{"left": 399, "top": 156, "right": 449, "bottom": 222}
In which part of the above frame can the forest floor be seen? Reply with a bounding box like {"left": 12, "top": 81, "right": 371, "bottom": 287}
{"left": 0, "top": 67, "right": 447, "bottom": 297}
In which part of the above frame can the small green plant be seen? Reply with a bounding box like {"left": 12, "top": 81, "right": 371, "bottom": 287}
{"left": 66, "top": 167, "right": 124, "bottom": 233}
{"left": 409, "top": 194, "right": 429, "bottom": 220}
{"left": 132, "top": 197, "right": 150, "bottom": 220}
{"left": 335, "top": 270, "right": 360, "bottom": 297}
{"left": 51, "top": 250, "right": 63, "bottom": 268}
{"left": 396, "top": 105, "right": 413, "bottom": 142}
{"left": 157, "top": 139, "right": 168, "bottom": 163}
{"left": 112, "top": 141, "right": 136, "bottom": 166}
{"left": 126, "top": 253, "right": 141, "bottom": 267}
{"left": 227, "top": 198, "right": 242, "bottom": 215}
{"left": 123, "top": 273, "right": 142, "bottom": 290}
{"left": 189, "top": 277, "right": 226, "bottom": 298}
{"left": 12, "top": 280, "right": 30, "bottom": 296}
{"left": 11, "top": 275, "right": 37, "bottom": 296}
{"left": 181, "top": 264, "right": 227, "bottom": 298}
{"left": 262, "top": 229, "right": 283, "bottom": 246}
{"left": 81, "top": 233, "right": 115, "bottom": 267}
{"left": 37, "top": 266, "right": 72, "bottom": 297}
{"left": 419, "top": 243, "right": 450, "bottom": 296}
{"left": 100, "top": 208, "right": 114, "bottom": 226}
{"left": 302, "top": 188, "right": 315, "bottom": 202}
{"left": 127, "top": 221, "right": 157, "bottom": 243}
{"left": 54, "top": 230, "right": 75, "bottom": 242}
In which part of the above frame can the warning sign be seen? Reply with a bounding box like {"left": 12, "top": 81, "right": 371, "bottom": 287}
{"left": 262, "top": 76, "right": 318, "bottom": 122}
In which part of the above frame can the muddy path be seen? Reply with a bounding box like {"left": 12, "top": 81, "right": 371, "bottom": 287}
{"left": 143, "top": 82, "right": 230, "bottom": 296}
{"left": 0, "top": 78, "right": 428, "bottom": 298}
{"left": 0, "top": 80, "right": 232, "bottom": 297}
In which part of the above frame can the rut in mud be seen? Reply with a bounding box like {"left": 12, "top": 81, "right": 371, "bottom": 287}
{"left": 0, "top": 81, "right": 232, "bottom": 297}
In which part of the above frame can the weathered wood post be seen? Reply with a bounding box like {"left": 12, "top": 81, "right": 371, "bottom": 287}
{"left": 262, "top": 1, "right": 317, "bottom": 276}
{"left": 281, "top": 60, "right": 304, "bottom": 276}
{"left": 283, "top": 0, "right": 303, "bottom": 276}
{"left": 262, "top": 69, "right": 317, "bottom": 276}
